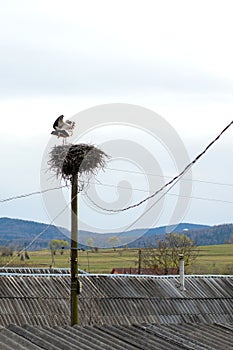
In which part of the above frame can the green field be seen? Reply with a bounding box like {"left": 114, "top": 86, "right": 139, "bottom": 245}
{"left": 0, "top": 245, "right": 233, "bottom": 274}
{"left": 191, "top": 244, "right": 233, "bottom": 274}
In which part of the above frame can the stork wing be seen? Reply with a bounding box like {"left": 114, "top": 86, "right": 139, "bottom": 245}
{"left": 64, "top": 120, "right": 75, "bottom": 129}
{"left": 51, "top": 129, "right": 69, "bottom": 137}
{"left": 53, "top": 115, "right": 64, "bottom": 130}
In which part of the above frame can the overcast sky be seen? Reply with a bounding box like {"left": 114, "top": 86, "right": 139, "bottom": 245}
{"left": 1, "top": 0, "right": 233, "bottom": 234}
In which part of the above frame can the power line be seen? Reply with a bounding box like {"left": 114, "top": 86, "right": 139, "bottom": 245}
{"left": 105, "top": 167, "right": 233, "bottom": 187}
{"left": 85, "top": 120, "right": 233, "bottom": 212}
{"left": 83, "top": 177, "right": 233, "bottom": 243}
{"left": 1, "top": 172, "right": 233, "bottom": 207}
{"left": 168, "top": 193, "right": 233, "bottom": 205}
{"left": 118, "top": 173, "right": 184, "bottom": 234}
{"left": 88, "top": 179, "right": 232, "bottom": 196}
{"left": 0, "top": 185, "right": 67, "bottom": 203}
{"left": 87, "top": 176, "right": 233, "bottom": 240}
{"left": 1, "top": 172, "right": 233, "bottom": 208}
{"left": 2, "top": 194, "right": 75, "bottom": 268}
{"left": 84, "top": 180, "right": 233, "bottom": 205}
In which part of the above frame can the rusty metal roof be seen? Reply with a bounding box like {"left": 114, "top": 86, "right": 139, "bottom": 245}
{"left": 0, "top": 272, "right": 232, "bottom": 327}
{"left": 0, "top": 323, "right": 232, "bottom": 349}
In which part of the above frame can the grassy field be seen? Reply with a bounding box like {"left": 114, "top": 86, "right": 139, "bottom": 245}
{"left": 191, "top": 244, "right": 233, "bottom": 274}
{"left": 0, "top": 245, "right": 233, "bottom": 274}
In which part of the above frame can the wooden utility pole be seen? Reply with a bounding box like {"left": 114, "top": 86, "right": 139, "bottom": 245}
{"left": 71, "top": 174, "right": 78, "bottom": 325}
{"left": 138, "top": 249, "right": 142, "bottom": 275}
{"left": 49, "top": 143, "right": 107, "bottom": 325}
{"left": 86, "top": 250, "right": 90, "bottom": 273}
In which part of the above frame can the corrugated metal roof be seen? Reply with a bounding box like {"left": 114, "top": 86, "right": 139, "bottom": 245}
{"left": 0, "top": 273, "right": 232, "bottom": 327}
{"left": 0, "top": 323, "right": 232, "bottom": 350}
{"left": 0, "top": 267, "right": 88, "bottom": 275}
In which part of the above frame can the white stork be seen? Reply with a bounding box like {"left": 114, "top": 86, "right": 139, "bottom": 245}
{"left": 51, "top": 115, "right": 75, "bottom": 143}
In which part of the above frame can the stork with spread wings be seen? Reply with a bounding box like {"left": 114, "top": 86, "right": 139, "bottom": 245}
{"left": 51, "top": 115, "right": 75, "bottom": 143}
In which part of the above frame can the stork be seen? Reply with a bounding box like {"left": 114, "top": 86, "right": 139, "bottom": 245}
{"left": 51, "top": 115, "right": 75, "bottom": 144}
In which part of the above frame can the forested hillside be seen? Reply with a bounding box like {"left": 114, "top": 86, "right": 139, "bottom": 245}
{"left": 0, "top": 217, "right": 232, "bottom": 250}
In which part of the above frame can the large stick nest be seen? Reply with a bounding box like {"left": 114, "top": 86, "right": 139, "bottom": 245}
{"left": 49, "top": 143, "right": 109, "bottom": 181}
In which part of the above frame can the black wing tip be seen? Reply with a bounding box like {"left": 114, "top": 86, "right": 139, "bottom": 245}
{"left": 53, "top": 115, "right": 63, "bottom": 129}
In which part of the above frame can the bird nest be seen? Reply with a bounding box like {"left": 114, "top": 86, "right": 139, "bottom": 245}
{"left": 49, "top": 143, "right": 109, "bottom": 182}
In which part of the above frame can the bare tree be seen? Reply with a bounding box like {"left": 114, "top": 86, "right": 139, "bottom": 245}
{"left": 142, "top": 233, "right": 198, "bottom": 270}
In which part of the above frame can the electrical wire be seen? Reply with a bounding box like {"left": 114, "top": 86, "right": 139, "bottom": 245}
{"left": 105, "top": 167, "right": 233, "bottom": 187}
{"left": 168, "top": 193, "right": 233, "bottom": 205}
{"left": 84, "top": 177, "right": 233, "bottom": 241}
{"left": 83, "top": 180, "right": 233, "bottom": 205}
{"left": 85, "top": 174, "right": 186, "bottom": 240}
{"left": 0, "top": 185, "right": 67, "bottom": 203}
{"left": 84, "top": 120, "right": 233, "bottom": 212}
{"left": 1, "top": 172, "right": 233, "bottom": 207}
{"left": 2, "top": 194, "right": 75, "bottom": 268}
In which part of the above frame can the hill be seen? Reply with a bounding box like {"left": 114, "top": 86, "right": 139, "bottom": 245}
{"left": 125, "top": 223, "right": 210, "bottom": 248}
{"left": 0, "top": 217, "right": 72, "bottom": 250}
{"left": 0, "top": 217, "right": 232, "bottom": 249}
{"left": 186, "top": 224, "right": 233, "bottom": 246}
